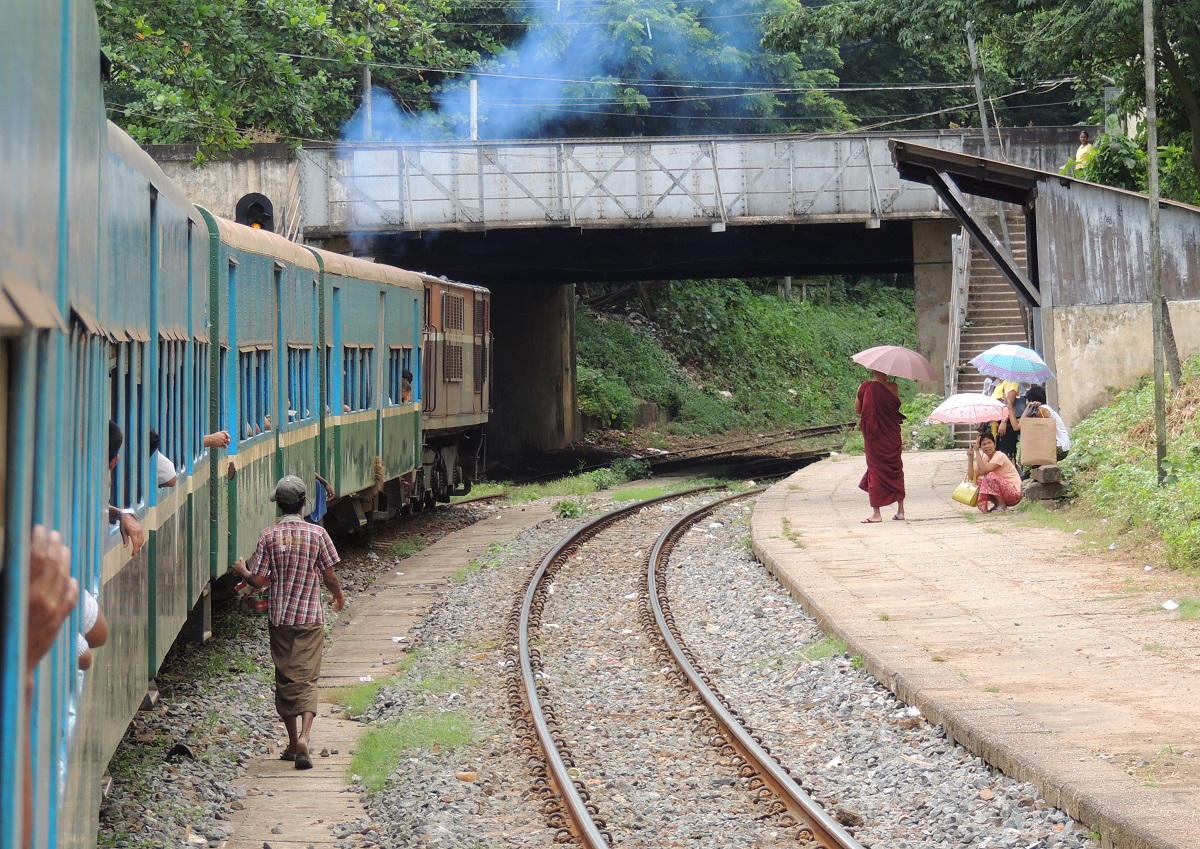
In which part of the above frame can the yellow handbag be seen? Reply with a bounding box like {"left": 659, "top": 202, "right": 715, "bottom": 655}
{"left": 952, "top": 478, "right": 979, "bottom": 507}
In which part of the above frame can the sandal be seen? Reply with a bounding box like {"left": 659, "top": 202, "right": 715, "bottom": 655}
{"left": 280, "top": 749, "right": 296, "bottom": 762}
{"left": 295, "top": 753, "right": 313, "bottom": 770}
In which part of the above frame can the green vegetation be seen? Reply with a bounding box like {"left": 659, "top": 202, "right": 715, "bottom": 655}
{"left": 391, "top": 537, "right": 426, "bottom": 559}
{"left": 780, "top": 517, "right": 804, "bottom": 549}
{"left": 1176, "top": 598, "right": 1200, "bottom": 620}
{"left": 481, "top": 458, "right": 653, "bottom": 507}
{"left": 416, "top": 667, "right": 478, "bottom": 694}
{"left": 352, "top": 712, "right": 474, "bottom": 792}
{"left": 903, "top": 394, "right": 955, "bottom": 450}
{"left": 769, "top": 0, "right": 1200, "bottom": 204}
{"left": 878, "top": 611, "right": 891, "bottom": 622}
{"left": 800, "top": 636, "right": 848, "bottom": 662}
{"left": 553, "top": 499, "right": 588, "bottom": 519}
{"left": 610, "top": 485, "right": 671, "bottom": 502}
{"left": 577, "top": 279, "right": 918, "bottom": 438}
{"left": 329, "top": 675, "right": 400, "bottom": 718}
{"left": 1062, "top": 357, "right": 1200, "bottom": 570}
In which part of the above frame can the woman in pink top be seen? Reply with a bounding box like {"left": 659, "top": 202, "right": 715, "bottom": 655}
{"left": 966, "top": 429, "right": 1023, "bottom": 513}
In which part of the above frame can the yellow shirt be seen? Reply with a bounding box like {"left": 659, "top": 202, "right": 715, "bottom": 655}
{"left": 987, "top": 380, "right": 1018, "bottom": 440}
{"left": 1075, "top": 142, "right": 1094, "bottom": 171}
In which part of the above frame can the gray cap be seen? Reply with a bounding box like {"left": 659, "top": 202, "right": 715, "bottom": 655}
{"left": 270, "top": 475, "right": 306, "bottom": 504}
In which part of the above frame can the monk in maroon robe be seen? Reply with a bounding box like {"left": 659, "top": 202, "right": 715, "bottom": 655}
{"left": 855, "top": 370, "right": 906, "bottom": 522}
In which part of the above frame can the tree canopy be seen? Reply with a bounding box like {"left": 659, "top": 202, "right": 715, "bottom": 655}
{"left": 767, "top": 0, "right": 1200, "bottom": 186}
{"left": 98, "top": 0, "right": 1200, "bottom": 193}
{"left": 97, "top": 0, "right": 496, "bottom": 159}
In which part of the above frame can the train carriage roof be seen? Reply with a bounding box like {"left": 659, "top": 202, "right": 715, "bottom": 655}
{"left": 306, "top": 246, "right": 424, "bottom": 291}
{"left": 415, "top": 272, "right": 490, "bottom": 297}
{"left": 202, "top": 211, "right": 321, "bottom": 272}
{"left": 106, "top": 123, "right": 204, "bottom": 229}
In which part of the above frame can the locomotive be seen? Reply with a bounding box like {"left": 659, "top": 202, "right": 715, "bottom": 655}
{"left": 0, "top": 3, "right": 489, "bottom": 847}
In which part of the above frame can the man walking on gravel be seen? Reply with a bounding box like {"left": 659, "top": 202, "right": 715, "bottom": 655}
{"left": 233, "top": 475, "right": 345, "bottom": 770}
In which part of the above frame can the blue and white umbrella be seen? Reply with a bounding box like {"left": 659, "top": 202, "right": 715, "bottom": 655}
{"left": 970, "top": 344, "right": 1054, "bottom": 384}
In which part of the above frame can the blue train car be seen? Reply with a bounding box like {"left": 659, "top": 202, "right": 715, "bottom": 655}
{"left": 197, "top": 211, "right": 324, "bottom": 568}
{"left": 310, "top": 247, "right": 426, "bottom": 530}
{"left": 88, "top": 126, "right": 213, "bottom": 845}
{"left": 0, "top": 0, "right": 111, "bottom": 846}
{"left": 1, "top": 5, "right": 489, "bottom": 846}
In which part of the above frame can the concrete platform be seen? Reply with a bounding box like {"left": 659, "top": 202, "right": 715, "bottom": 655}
{"left": 222, "top": 503, "right": 555, "bottom": 849}
{"left": 751, "top": 450, "right": 1200, "bottom": 849}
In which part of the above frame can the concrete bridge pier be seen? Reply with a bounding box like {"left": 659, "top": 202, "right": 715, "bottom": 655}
{"left": 912, "top": 218, "right": 961, "bottom": 390}
{"left": 486, "top": 281, "right": 578, "bottom": 461}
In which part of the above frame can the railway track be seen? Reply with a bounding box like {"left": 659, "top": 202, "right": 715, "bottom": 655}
{"left": 506, "top": 488, "right": 864, "bottom": 848}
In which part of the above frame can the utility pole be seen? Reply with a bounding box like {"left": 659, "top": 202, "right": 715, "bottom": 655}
{"left": 965, "top": 21, "right": 993, "bottom": 159}
{"left": 966, "top": 20, "right": 1013, "bottom": 251}
{"left": 1143, "top": 0, "right": 1167, "bottom": 483}
{"left": 362, "top": 63, "right": 373, "bottom": 140}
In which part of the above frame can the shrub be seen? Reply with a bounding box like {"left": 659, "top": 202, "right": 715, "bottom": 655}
{"left": 577, "top": 365, "right": 636, "bottom": 428}
{"left": 901, "top": 393, "right": 954, "bottom": 450}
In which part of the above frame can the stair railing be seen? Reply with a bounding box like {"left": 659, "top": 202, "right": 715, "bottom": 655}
{"left": 946, "top": 227, "right": 971, "bottom": 445}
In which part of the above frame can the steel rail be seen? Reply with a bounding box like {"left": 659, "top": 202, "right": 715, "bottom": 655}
{"left": 644, "top": 492, "right": 866, "bottom": 849}
{"left": 512, "top": 486, "right": 723, "bottom": 846}
{"left": 645, "top": 422, "right": 851, "bottom": 466}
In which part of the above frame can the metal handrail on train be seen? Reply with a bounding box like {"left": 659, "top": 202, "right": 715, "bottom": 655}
{"left": 422, "top": 323, "right": 438, "bottom": 413}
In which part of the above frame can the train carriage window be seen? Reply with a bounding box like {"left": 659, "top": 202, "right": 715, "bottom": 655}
{"left": 388, "top": 347, "right": 413, "bottom": 404}
{"left": 194, "top": 342, "right": 210, "bottom": 461}
{"left": 339, "top": 346, "right": 375, "bottom": 412}
{"left": 257, "top": 350, "right": 270, "bottom": 431}
{"left": 237, "top": 347, "right": 271, "bottom": 439}
{"left": 286, "top": 344, "right": 313, "bottom": 424}
{"left": 157, "top": 338, "right": 186, "bottom": 480}
{"left": 325, "top": 344, "right": 332, "bottom": 414}
{"left": 361, "top": 347, "right": 373, "bottom": 409}
{"left": 218, "top": 346, "right": 228, "bottom": 440}
{"left": 342, "top": 345, "right": 356, "bottom": 412}
{"left": 109, "top": 341, "right": 146, "bottom": 510}
{"left": 287, "top": 347, "right": 297, "bottom": 421}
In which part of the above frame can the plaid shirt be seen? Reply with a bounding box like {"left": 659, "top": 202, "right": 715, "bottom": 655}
{"left": 248, "top": 515, "right": 341, "bottom": 626}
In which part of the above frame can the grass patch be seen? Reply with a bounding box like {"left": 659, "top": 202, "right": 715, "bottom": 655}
{"left": 800, "top": 636, "right": 848, "bottom": 662}
{"left": 328, "top": 676, "right": 400, "bottom": 718}
{"left": 453, "top": 481, "right": 506, "bottom": 500}
{"left": 416, "top": 668, "right": 478, "bottom": 695}
{"left": 780, "top": 517, "right": 804, "bottom": 549}
{"left": 984, "top": 685, "right": 1001, "bottom": 693}
{"left": 107, "top": 740, "right": 170, "bottom": 785}
{"left": 487, "top": 458, "right": 654, "bottom": 505}
{"left": 391, "top": 537, "right": 426, "bottom": 559}
{"left": 453, "top": 542, "right": 508, "bottom": 584}
{"left": 610, "top": 485, "right": 671, "bottom": 502}
{"left": 1176, "top": 597, "right": 1200, "bottom": 619}
{"left": 879, "top": 611, "right": 890, "bottom": 621}
{"left": 1060, "top": 356, "right": 1200, "bottom": 570}
{"left": 352, "top": 712, "right": 475, "bottom": 792}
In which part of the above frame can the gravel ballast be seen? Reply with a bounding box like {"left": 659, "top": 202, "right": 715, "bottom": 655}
{"left": 98, "top": 493, "right": 1098, "bottom": 849}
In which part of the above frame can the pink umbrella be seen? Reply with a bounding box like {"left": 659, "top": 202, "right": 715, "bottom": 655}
{"left": 929, "top": 393, "right": 1006, "bottom": 424}
{"left": 851, "top": 345, "right": 938, "bottom": 382}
